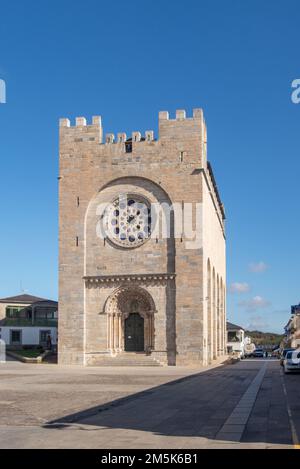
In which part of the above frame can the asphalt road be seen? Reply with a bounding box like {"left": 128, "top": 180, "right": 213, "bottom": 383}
{"left": 0, "top": 358, "right": 299, "bottom": 448}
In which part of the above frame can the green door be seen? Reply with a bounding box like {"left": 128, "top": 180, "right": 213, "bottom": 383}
{"left": 125, "top": 313, "right": 144, "bottom": 352}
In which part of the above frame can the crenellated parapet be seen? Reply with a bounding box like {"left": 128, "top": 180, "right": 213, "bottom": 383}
{"left": 59, "top": 116, "right": 103, "bottom": 144}
{"left": 59, "top": 116, "right": 102, "bottom": 128}
{"left": 158, "top": 108, "right": 207, "bottom": 143}
{"left": 117, "top": 133, "right": 127, "bottom": 143}
{"left": 103, "top": 131, "right": 155, "bottom": 144}
{"left": 105, "top": 133, "right": 115, "bottom": 144}
{"left": 59, "top": 115, "right": 156, "bottom": 147}
{"left": 158, "top": 108, "right": 204, "bottom": 121}
{"left": 59, "top": 109, "right": 206, "bottom": 148}
{"left": 59, "top": 109, "right": 211, "bottom": 182}
{"left": 59, "top": 109, "right": 209, "bottom": 169}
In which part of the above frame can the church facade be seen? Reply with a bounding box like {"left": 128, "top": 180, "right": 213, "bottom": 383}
{"left": 58, "top": 109, "right": 226, "bottom": 366}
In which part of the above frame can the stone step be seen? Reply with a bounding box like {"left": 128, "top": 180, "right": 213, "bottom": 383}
{"left": 87, "top": 353, "right": 162, "bottom": 366}
{"left": 91, "top": 360, "right": 161, "bottom": 365}
{"left": 93, "top": 362, "right": 161, "bottom": 367}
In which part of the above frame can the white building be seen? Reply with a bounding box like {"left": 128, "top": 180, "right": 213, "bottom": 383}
{"left": 0, "top": 294, "right": 58, "bottom": 348}
{"left": 227, "top": 321, "right": 246, "bottom": 359}
{"left": 284, "top": 304, "right": 300, "bottom": 348}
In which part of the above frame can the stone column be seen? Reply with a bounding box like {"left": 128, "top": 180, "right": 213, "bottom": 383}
{"left": 147, "top": 314, "right": 151, "bottom": 351}
{"left": 114, "top": 313, "right": 118, "bottom": 353}
{"left": 109, "top": 313, "right": 114, "bottom": 354}
{"left": 149, "top": 314, "right": 153, "bottom": 349}
{"left": 118, "top": 314, "right": 122, "bottom": 351}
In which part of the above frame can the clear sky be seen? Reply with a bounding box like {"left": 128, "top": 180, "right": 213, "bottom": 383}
{"left": 0, "top": 0, "right": 299, "bottom": 333}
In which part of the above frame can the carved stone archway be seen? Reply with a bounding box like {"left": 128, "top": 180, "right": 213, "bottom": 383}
{"left": 104, "top": 287, "right": 156, "bottom": 355}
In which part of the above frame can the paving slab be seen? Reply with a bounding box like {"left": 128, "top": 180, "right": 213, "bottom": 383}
{"left": 0, "top": 358, "right": 298, "bottom": 448}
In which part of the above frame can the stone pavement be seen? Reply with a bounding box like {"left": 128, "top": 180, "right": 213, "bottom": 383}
{"left": 0, "top": 358, "right": 299, "bottom": 448}
{"left": 215, "top": 361, "right": 268, "bottom": 442}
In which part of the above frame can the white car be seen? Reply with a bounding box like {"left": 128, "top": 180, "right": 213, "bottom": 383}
{"left": 283, "top": 350, "right": 300, "bottom": 374}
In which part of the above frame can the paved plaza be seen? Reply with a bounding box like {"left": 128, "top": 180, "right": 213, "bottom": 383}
{"left": 0, "top": 358, "right": 299, "bottom": 449}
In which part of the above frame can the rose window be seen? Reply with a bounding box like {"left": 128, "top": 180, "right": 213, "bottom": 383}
{"left": 105, "top": 195, "right": 152, "bottom": 248}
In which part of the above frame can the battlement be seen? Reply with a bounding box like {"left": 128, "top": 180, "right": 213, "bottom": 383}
{"left": 59, "top": 116, "right": 102, "bottom": 128}
{"left": 104, "top": 131, "right": 155, "bottom": 144}
{"left": 158, "top": 108, "right": 207, "bottom": 143}
{"left": 158, "top": 108, "right": 204, "bottom": 121}
{"left": 58, "top": 108, "right": 223, "bottom": 223}
{"left": 59, "top": 116, "right": 103, "bottom": 144}
{"left": 59, "top": 108, "right": 206, "bottom": 148}
{"left": 59, "top": 115, "right": 156, "bottom": 146}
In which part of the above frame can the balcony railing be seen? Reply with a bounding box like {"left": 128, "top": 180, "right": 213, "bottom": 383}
{"left": 2, "top": 318, "right": 58, "bottom": 327}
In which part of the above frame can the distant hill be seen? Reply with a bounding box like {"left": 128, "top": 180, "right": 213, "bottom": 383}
{"left": 245, "top": 330, "right": 284, "bottom": 347}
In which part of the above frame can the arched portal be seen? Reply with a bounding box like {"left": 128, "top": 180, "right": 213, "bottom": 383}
{"left": 104, "top": 287, "right": 156, "bottom": 354}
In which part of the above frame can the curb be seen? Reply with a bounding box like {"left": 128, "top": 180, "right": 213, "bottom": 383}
{"left": 6, "top": 350, "right": 52, "bottom": 364}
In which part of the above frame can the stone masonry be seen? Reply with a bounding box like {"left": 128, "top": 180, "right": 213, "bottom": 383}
{"left": 58, "top": 109, "right": 226, "bottom": 366}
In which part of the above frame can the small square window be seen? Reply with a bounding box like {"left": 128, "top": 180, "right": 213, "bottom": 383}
{"left": 10, "top": 330, "right": 22, "bottom": 345}
{"left": 40, "top": 330, "right": 51, "bottom": 345}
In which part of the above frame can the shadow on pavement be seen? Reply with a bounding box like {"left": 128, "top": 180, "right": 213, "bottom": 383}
{"left": 41, "top": 361, "right": 297, "bottom": 446}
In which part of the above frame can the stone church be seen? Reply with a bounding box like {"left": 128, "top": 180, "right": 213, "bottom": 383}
{"left": 58, "top": 109, "right": 226, "bottom": 366}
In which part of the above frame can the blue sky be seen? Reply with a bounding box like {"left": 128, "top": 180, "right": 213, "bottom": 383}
{"left": 0, "top": 0, "right": 299, "bottom": 333}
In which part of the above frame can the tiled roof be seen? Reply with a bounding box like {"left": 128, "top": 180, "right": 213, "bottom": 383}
{"left": 0, "top": 294, "right": 53, "bottom": 304}
{"left": 227, "top": 321, "right": 244, "bottom": 331}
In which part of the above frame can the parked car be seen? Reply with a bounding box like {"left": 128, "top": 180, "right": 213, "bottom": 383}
{"left": 283, "top": 350, "right": 300, "bottom": 374}
{"left": 253, "top": 349, "right": 264, "bottom": 358}
{"left": 280, "top": 348, "right": 295, "bottom": 366}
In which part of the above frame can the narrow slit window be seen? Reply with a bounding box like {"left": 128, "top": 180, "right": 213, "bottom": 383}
{"left": 125, "top": 140, "right": 132, "bottom": 153}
